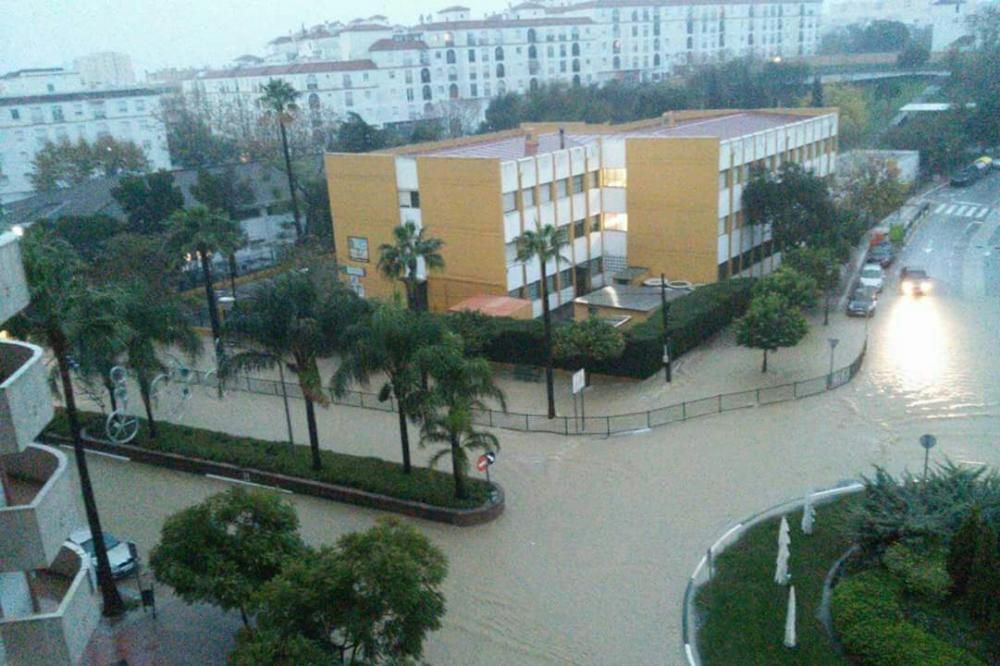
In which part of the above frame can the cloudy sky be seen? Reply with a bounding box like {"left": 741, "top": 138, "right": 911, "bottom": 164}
{"left": 0, "top": 0, "right": 499, "bottom": 76}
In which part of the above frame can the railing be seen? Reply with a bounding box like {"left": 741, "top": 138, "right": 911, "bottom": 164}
{"left": 186, "top": 340, "right": 867, "bottom": 437}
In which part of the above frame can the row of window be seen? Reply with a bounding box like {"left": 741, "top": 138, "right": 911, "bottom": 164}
{"left": 508, "top": 257, "right": 604, "bottom": 301}
{"left": 502, "top": 172, "right": 602, "bottom": 213}
{"left": 6, "top": 98, "right": 149, "bottom": 124}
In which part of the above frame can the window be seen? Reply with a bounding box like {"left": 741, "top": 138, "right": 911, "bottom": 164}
{"left": 30, "top": 107, "right": 43, "bottom": 123}
{"left": 345, "top": 91, "right": 354, "bottom": 107}
{"left": 572, "top": 174, "right": 584, "bottom": 191}
{"left": 422, "top": 85, "right": 432, "bottom": 101}
{"left": 468, "top": 50, "right": 476, "bottom": 62}
{"left": 136, "top": 99, "right": 146, "bottom": 112}
{"left": 398, "top": 191, "right": 420, "bottom": 208}
{"left": 503, "top": 191, "right": 517, "bottom": 212}
{"left": 588, "top": 171, "right": 599, "bottom": 188}
{"left": 406, "top": 88, "right": 415, "bottom": 101}
{"left": 446, "top": 49, "right": 456, "bottom": 64}
{"left": 449, "top": 83, "right": 459, "bottom": 99}
{"left": 602, "top": 168, "right": 627, "bottom": 188}
{"left": 526, "top": 280, "right": 541, "bottom": 300}
{"left": 10, "top": 109, "right": 19, "bottom": 120}
{"left": 51, "top": 105, "right": 64, "bottom": 122}
{"left": 89, "top": 101, "right": 106, "bottom": 119}
{"left": 348, "top": 236, "right": 369, "bottom": 262}
{"left": 306, "top": 74, "right": 318, "bottom": 91}
{"left": 539, "top": 182, "right": 552, "bottom": 203}
{"left": 521, "top": 187, "right": 535, "bottom": 208}
{"left": 470, "top": 83, "right": 478, "bottom": 97}
{"left": 718, "top": 215, "right": 728, "bottom": 235}
{"left": 591, "top": 215, "right": 601, "bottom": 232}
{"left": 556, "top": 178, "right": 568, "bottom": 198}
{"left": 118, "top": 99, "right": 128, "bottom": 113}
{"left": 496, "top": 63, "right": 505, "bottom": 78}
{"left": 558, "top": 268, "right": 572, "bottom": 290}
{"left": 495, "top": 46, "right": 504, "bottom": 61}
{"left": 573, "top": 218, "right": 585, "bottom": 238}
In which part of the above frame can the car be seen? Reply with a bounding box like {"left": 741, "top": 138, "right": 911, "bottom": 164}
{"left": 66, "top": 528, "right": 138, "bottom": 579}
{"left": 900, "top": 267, "right": 933, "bottom": 296}
{"left": 846, "top": 286, "right": 878, "bottom": 317}
{"left": 867, "top": 242, "right": 895, "bottom": 268}
{"left": 950, "top": 168, "right": 977, "bottom": 187}
{"left": 858, "top": 263, "right": 885, "bottom": 292}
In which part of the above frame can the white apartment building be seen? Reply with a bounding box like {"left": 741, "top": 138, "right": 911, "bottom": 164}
{"left": 73, "top": 52, "right": 137, "bottom": 88}
{"left": 187, "top": 0, "right": 820, "bottom": 134}
{"left": 0, "top": 232, "right": 101, "bottom": 665}
{"left": 0, "top": 68, "right": 171, "bottom": 204}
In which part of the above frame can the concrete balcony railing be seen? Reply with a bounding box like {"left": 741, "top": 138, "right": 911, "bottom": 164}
{"left": 0, "top": 444, "right": 79, "bottom": 572}
{"left": 0, "top": 545, "right": 102, "bottom": 666}
{"left": 1, "top": 340, "right": 53, "bottom": 456}
{"left": 0, "top": 232, "right": 30, "bottom": 324}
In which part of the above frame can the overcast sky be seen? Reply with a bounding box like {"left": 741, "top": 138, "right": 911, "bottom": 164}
{"left": 0, "top": 0, "right": 499, "bottom": 77}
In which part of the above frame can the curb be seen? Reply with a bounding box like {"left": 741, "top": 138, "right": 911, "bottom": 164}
{"left": 42, "top": 432, "right": 504, "bottom": 527}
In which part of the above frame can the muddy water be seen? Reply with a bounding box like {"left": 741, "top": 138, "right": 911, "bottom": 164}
{"left": 79, "top": 198, "right": 1000, "bottom": 666}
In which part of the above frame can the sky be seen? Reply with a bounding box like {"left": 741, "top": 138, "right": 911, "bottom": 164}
{"left": 0, "top": 0, "right": 499, "bottom": 77}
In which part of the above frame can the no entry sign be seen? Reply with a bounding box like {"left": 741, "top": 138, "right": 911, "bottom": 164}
{"left": 476, "top": 451, "right": 497, "bottom": 472}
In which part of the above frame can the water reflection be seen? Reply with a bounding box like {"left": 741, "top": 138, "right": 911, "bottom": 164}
{"left": 883, "top": 294, "right": 949, "bottom": 398}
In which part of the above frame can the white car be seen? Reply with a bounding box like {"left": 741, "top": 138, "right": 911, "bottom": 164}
{"left": 66, "top": 528, "right": 138, "bottom": 579}
{"left": 858, "top": 263, "right": 885, "bottom": 292}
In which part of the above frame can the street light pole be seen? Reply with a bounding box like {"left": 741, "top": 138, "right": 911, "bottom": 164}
{"left": 919, "top": 434, "right": 937, "bottom": 484}
{"left": 660, "top": 273, "right": 672, "bottom": 383}
{"left": 827, "top": 337, "right": 839, "bottom": 388}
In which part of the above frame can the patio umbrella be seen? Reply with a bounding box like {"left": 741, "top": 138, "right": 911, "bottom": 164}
{"left": 801, "top": 495, "right": 816, "bottom": 535}
{"left": 774, "top": 538, "right": 790, "bottom": 585}
{"left": 784, "top": 585, "right": 797, "bottom": 648}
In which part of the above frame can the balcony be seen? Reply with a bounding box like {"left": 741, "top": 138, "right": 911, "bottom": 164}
{"left": 0, "top": 232, "right": 29, "bottom": 323}
{"left": 1, "top": 340, "right": 53, "bottom": 456}
{"left": 0, "top": 545, "right": 102, "bottom": 666}
{"left": 0, "top": 444, "right": 79, "bottom": 571}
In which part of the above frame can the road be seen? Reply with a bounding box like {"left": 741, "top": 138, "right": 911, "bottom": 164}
{"left": 76, "top": 174, "right": 1000, "bottom": 666}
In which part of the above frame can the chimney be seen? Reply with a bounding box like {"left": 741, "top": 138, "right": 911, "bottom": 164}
{"left": 525, "top": 131, "right": 539, "bottom": 156}
{"left": 559, "top": 127, "right": 565, "bottom": 149}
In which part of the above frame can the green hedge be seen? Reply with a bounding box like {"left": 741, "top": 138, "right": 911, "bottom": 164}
{"left": 882, "top": 543, "right": 950, "bottom": 601}
{"left": 831, "top": 570, "right": 985, "bottom": 666}
{"left": 45, "top": 410, "right": 491, "bottom": 510}
{"left": 446, "top": 279, "right": 753, "bottom": 379}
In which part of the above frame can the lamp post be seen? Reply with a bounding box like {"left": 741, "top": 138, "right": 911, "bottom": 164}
{"left": 919, "top": 434, "right": 937, "bottom": 484}
{"left": 660, "top": 273, "right": 672, "bottom": 383}
{"left": 827, "top": 337, "right": 839, "bottom": 388}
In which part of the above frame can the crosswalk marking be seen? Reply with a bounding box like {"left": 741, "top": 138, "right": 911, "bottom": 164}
{"left": 935, "top": 203, "right": 947, "bottom": 214}
{"left": 945, "top": 204, "right": 958, "bottom": 215}
{"left": 956, "top": 205, "right": 970, "bottom": 216}
{"left": 932, "top": 203, "right": 991, "bottom": 218}
{"left": 976, "top": 208, "right": 989, "bottom": 219}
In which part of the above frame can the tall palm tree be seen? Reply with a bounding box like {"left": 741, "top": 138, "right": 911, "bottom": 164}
{"left": 167, "top": 206, "right": 246, "bottom": 353}
{"left": 332, "top": 303, "right": 443, "bottom": 474}
{"left": 222, "top": 271, "right": 365, "bottom": 470}
{"left": 420, "top": 343, "right": 505, "bottom": 499}
{"left": 120, "top": 283, "right": 201, "bottom": 439}
{"left": 259, "top": 79, "right": 303, "bottom": 240}
{"left": 377, "top": 221, "right": 445, "bottom": 311}
{"left": 14, "top": 230, "right": 126, "bottom": 616}
{"left": 516, "top": 224, "right": 569, "bottom": 419}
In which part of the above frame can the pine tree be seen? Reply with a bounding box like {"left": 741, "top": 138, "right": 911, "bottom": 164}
{"left": 947, "top": 507, "right": 982, "bottom": 596}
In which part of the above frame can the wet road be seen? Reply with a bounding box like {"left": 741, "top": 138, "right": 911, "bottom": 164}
{"left": 76, "top": 175, "right": 1000, "bottom": 666}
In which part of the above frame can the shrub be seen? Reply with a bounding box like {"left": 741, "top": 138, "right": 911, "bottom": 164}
{"left": 889, "top": 223, "right": 905, "bottom": 245}
{"left": 948, "top": 507, "right": 984, "bottom": 596}
{"left": 882, "top": 543, "right": 950, "bottom": 601}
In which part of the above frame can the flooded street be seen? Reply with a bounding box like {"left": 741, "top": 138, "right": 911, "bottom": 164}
{"left": 76, "top": 178, "right": 1000, "bottom": 666}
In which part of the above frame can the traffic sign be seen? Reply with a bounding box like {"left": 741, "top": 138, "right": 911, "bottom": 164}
{"left": 476, "top": 451, "right": 497, "bottom": 472}
{"left": 919, "top": 434, "right": 937, "bottom": 450}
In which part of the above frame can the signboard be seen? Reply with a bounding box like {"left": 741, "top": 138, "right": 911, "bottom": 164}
{"left": 347, "top": 236, "right": 369, "bottom": 262}
{"left": 572, "top": 368, "right": 586, "bottom": 394}
{"left": 476, "top": 451, "right": 497, "bottom": 472}
{"left": 344, "top": 266, "right": 366, "bottom": 277}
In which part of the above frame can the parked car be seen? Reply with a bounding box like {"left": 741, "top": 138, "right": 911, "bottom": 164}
{"left": 847, "top": 286, "right": 878, "bottom": 317}
{"left": 900, "top": 266, "right": 933, "bottom": 296}
{"left": 950, "top": 168, "right": 978, "bottom": 187}
{"left": 859, "top": 263, "right": 885, "bottom": 292}
{"left": 867, "top": 242, "right": 895, "bottom": 268}
{"left": 66, "top": 528, "right": 138, "bottom": 579}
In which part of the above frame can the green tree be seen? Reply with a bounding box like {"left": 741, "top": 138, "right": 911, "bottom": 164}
{"left": 332, "top": 303, "right": 444, "bottom": 474}
{"left": 967, "top": 520, "right": 1000, "bottom": 625}
{"left": 111, "top": 170, "right": 185, "bottom": 236}
{"left": 229, "top": 629, "right": 328, "bottom": 666}
{"left": 165, "top": 106, "right": 239, "bottom": 168}
{"left": 149, "top": 488, "right": 304, "bottom": 626}
{"left": 752, "top": 266, "right": 818, "bottom": 311}
{"left": 825, "top": 85, "right": 868, "bottom": 148}
{"left": 222, "top": 270, "right": 366, "bottom": 470}
{"left": 410, "top": 118, "right": 444, "bottom": 143}
{"left": 445, "top": 309, "right": 498, "bottom": 356}
{"left": 259, "top": 78, "right": 303, "bottom": 240}
{"left": 298, "top": 176, "right": 332, "bottom": 246}
{"left": 13, "top": 229, "right": 126, "bottom": 615}
{"left": 750, "top": 163, "right": 836, "bottom": 249}
{"left": 897, "top": 43, "right": 930, "bottom": 69}
{"left": 29, "top": 137, "right": 148, "bottom": 191}
{"left": 421, "top": 345, "right": 505, "bottom": 499}
{"left": 782, "top": 246, "right": 841, "bottom": 325}
{"left": 481, "top": 92, "right": 524, "bottom": 131}
{"left": 167, "top": 206, "right": 246, "bottom": 348}
{"left": 948, "top": 506, "right": 984, "bottom": 596}
{"left": 838, "top": 155, "right": 909, "bottom": 227}
{"left": 46, "top": 214, "right": 123, "bottom": 262}
{"left": 552, "top": 317, "right": 625, "bottom": 368}
{"left": 811, "top": 76, "right": 825, "bottom": 107}
{"left": 735, "top": 293, "right": 809, "bottom": 372}
{"left": 335, "top": 111, "right": 386, "bottom": 152}
{"left": 93, "top": 232, "right": 179, "bottom": 293}
{"left": 377, "top": 221, "right": 445, "bottom": 311}
{"left": 190, "top": 167, "right": 256, "bottom": 297}
{"left": 740, "top": 168, "right": 777, "bottom": 276}
{"left": 883, "top": 111, "right": 968, "bottom": 175}
{"left": 516, "top": 224, "right": 569, "bottom": 419}
{"left": 251, "top": 518, "right": 447, "bottom": 664}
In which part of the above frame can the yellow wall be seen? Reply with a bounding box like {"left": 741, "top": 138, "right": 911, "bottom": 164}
{"left": 325, "top": 153, "right": 402, "bottom": 302}
{"left": 625, "top": 137, "right": 720, "bottom": 284}
{"left": 414, "top": 157, "right": 507, "bottom": 312}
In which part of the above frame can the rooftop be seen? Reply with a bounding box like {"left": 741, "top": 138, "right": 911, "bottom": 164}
{"left": 200, "top": 60, "right": 376, "bottom": 79}
{"left": 574, "top": 286, "right": 664, "bottom": 313}
{"left": 448, "top": 294, "right": 532, "bottom": 317}
{"left": 369, "top": 38, "right": 429, "bottom": 51}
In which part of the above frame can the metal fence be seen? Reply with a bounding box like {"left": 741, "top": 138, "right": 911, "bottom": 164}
{"left": 189, "top": 340, "right": 867, "bottom": 437}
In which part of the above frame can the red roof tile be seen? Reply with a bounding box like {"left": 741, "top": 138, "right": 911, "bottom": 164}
{"left": 439, "top": 5, "right": 471, "bottom": 12}
{"left": 417, "top": 16, "right": 593, "bottom": 30}
{"left": 340, "top": 23, "right": 391, "bottom": 31}
{"left": 369, "top": 38, "right": 429, "bottom": 51}
{"left": 201, "top": 60, "right": 376, "bottom": 80}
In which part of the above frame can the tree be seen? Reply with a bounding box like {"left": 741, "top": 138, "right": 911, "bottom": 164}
{"left": 46, "top": 214, "right": 123, "bottom": 262}
{"left": 552, "top": 317, "right": 625, "bottom": 368}
{"left": 516, "top": 224, "right": 569, "bottom": 419}
{"left": 298, "top": 176, "right": 332, "bottom": 246}
{"left": 838, "top": 155, "right": 909, "bottom": 227}
{"left": 13, "top": 229, "right": 126, "bottom": 616}
{"left": 445, "top": 309, "right": 498, "bottom": 356}
{"left": 752, "top": 266, "right": 818, "bottom": 311}
{"left": 251, "top": 518, "right": 447, "bottom": 664}
{"left": 897, "top": 43, "right": 930, "bottom": 69}
{"left": 811, "top": 76, "right": 824, "bottom": 107}
{"left": 165, "top": 106, "right": 239, "bottom": 168}
{"left": 766, "top": 163, "right": 837, "bottom": 249}
{"left": 149, "top": 488, "right": 304, "bottom": 626}
{"left": 966, "top": 522, "right": 999, "bottom": 626}
{"left": 410, "top": 119, "right": 444, "bottom": 143}
{"left": 481, "top": 92, "right": 524, "bottom": 132}
{"left": 948, "top": 506, "right": 984, "bottom": 596}
{"left": 740, "top": 168, "right": 777, "bottom": 276}
{"left": 824, "top": 85, "right": 868, "bottom": 148}
{"left": 333, "top": 303, "right": 444, "bottom": 474}
{"left": 883, "top": 111, "right": 968, "bottom": 175}
{"left": 735, "top": 293, "right": 809, "bottom": 372}
{"left": 259, "top": 79, "right": 303, "bottom": 240}
{"left": 167, "top": 206, "right": 246, "bottom": 349}
{"left": 421, "top": 345, "right": 505, "bottom": 499}
{"left": 93, "top": 232, "right": 179, "bottom": 293}
{"left": 29, "top": 137, "right": 148, "bottom": 191}
{"left": 377, "top": 221, "right": 445, "bottom": 311}
{"left": 229, "top": 629, "right": 328, "bottom": 666}
{"left": 335, "top": 111, "right": 386, "bottom": 152}
{"left": 782, "top": 246, "right": 841, "bottom": 325}
{"left": 190, "top": 167, "right": 256, "bottom": 297}
{"left": 112, "top": 170, "right": 185, "bottom": 236}
{"left": 222, "top": 270, "right": 366, "bottom": 470}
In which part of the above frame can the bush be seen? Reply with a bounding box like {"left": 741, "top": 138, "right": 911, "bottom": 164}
{"left": 882, "top": 543, "right": 950, "bottom": 601}
{"left": 832, "top": 570, "right": 986, "bottom": 666}
{"left": 45, "top": 410, "right": 492, "bottom": 510}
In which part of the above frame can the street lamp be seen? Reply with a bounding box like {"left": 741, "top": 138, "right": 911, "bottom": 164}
{"left": 660, "top": 273, "right": 672, "bottom": 383}
{"left": 919, "top": 434, "right": 937, "bottom": 484}
{"left": 827, "top": 337, "right": 839, "bottom": 388}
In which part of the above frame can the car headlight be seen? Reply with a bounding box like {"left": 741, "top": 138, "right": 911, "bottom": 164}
{"left": 902, "top": 281, "right": 913, "bottom": 294}
{"left": 921, "top": 281, "right": 932, "bottom": 291}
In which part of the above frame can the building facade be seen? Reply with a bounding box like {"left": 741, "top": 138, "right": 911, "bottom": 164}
{"left": 0, "top": 68, "right": 171, "bottom": 204}
{"left": 72, "top": 52, "right": 137, "bottom": 89}
{"left": 325, "top": 107, "right": 838, "bottom": 317}
{"left": 0, "top": 231, "right": 101, "bottom": 665}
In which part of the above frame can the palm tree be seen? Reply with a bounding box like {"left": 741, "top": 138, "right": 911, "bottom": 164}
{"left": 120, "top": 283, "right": 201, "bottom": 439}
{"left": 222, "top": 270, "right": 365, "bottom": 470}
{"left": 377, "top": 221, "right": 445, "bottom": 311}
{"left": 420, "top": 344, "right": 505, "bottom": 499}
{"left": 515, "top": 224, "right": 569, "bottom": 419}
{"left": 167, "top": 206, "right": 246, "bottom": 353}
{"left": 332, "top": 303, "right": 443, "bottom": 474}
{"left": 259, "top": 79, "right": 303, "bottom": 240}
{"left": 14, "top": 230, "right": 126, "bottom": 616}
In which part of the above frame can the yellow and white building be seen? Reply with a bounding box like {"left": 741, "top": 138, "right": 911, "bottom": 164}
{"left": 326, "top": 106, "right": 838, "bottom": 316}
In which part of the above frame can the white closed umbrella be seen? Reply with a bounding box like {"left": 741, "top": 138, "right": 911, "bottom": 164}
{"left": 779, "top": 516, "right": 791, "bottom": 548}
{"left": 801, "top": 496, "right": 816, "bottom": 535}
{"left": 784, "top": 585, "right": 797, "bottom": 648}
{"left": 774, "top": 538, "right": 790, "bottom": 585}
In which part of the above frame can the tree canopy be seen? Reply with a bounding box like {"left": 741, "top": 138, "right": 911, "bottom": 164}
{"left": 735, "top": 292, "right": 809, "bottom": 372}
{"left": 30, "top": 136, "right": 149, "bottom": 191}
{"left": 553, "top": 317, "right": 625, "bottom": 367}
{"left": 112, "top": 170, "right": 185, "bottom": 235}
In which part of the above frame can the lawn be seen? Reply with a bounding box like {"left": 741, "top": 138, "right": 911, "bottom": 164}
{"left": 695, "top": 496, "right": 861, "bottom": 666}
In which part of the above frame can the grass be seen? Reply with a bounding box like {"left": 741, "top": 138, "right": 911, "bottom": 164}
{"left": 45, "top": 409, "right": 493, "bottom": 510}
{"left": 695, "top": 496, "right": 861, "bottom": 665}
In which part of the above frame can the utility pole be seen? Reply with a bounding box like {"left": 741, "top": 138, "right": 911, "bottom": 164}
{"left": 660, "top": 273, "right": 672, "bottom": 383}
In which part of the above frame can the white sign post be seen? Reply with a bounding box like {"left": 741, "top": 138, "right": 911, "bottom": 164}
{"left": 572, "top": 369, "right": 586, "bottom": 430}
